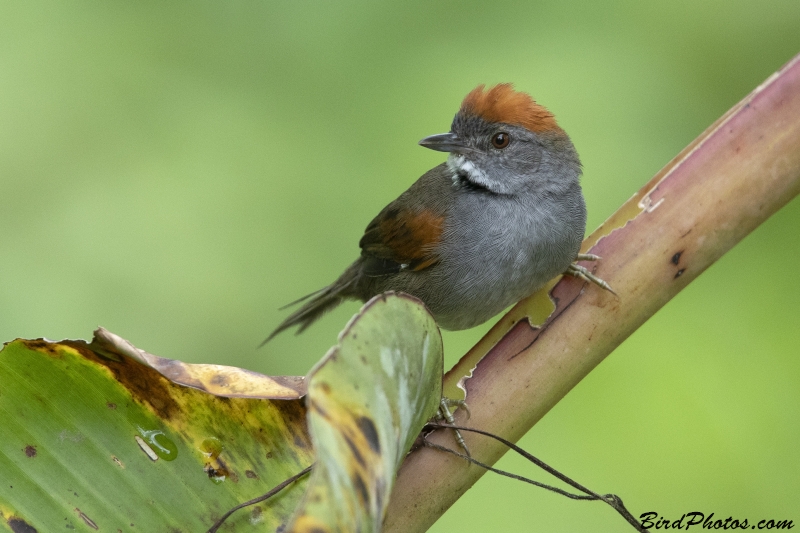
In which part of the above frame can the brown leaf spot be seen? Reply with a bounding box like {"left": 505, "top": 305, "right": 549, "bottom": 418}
{"left": 245, "top": 470, "right": 258, "bottom": 479}
{"left": 674, "top": 269, "right": 685, "bottom": 279}
{"left": 343, "top": 433, "right": 366, "bottom": 468}
{"left": 210, "top": 373, "right": 229, "bottom": 386}
{"left": 7, "top": 517, "right": 38, "bottom": 533}
{"left": 352, "top": 472, "right": 370, "bottom": 505}
{"left": 22, "top": 339, "right": 61, "bottom": 358}
{"left": 671, "top": 251, "right": 683, "bottom": 265}
{"left": 293, "top": 433, "right": 309, "bottom": 449}
{"left": 204, "top": 463, "right": 229, "bottom": 480}
{"left": 271, "top": 399, "right": 308, "bottom": 425}
{"left": 78, "top": 345, "right": 179, "bottom": 420}
{"left": 356, "top": 416, "right": 381, "bottom": 454}
{"left": 24, "top": 445, "right": 37, "bottom": 458}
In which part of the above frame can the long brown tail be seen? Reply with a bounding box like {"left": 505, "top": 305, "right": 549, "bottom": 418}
{"left": 260, "top": 260, "right": 361, "bottom": 346}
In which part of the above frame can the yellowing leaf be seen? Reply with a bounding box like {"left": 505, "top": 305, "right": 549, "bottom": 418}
{"left": 0, "top": 335, "right": 311, "bottom": 531}
{"left": 0, "top": 292, "right": 443, "bottom": 532}
{"left": 289, "top": 293, "right": 443, "bottom": 532}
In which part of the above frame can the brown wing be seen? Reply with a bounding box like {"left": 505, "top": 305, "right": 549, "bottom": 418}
{"left": 359, "top": 205, "right": 444, "bottom": 276}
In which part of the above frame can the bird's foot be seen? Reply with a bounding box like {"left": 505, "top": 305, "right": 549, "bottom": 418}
{"left": 437, "top": 397, "right": 471, "bottom": 457}
{"left": 566, "top": 255, "right": 616, "bottom": 295}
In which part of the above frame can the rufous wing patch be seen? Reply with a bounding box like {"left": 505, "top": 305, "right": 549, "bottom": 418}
{"left": 360, "top": 207, "right": 443, "bottom": 272}
{"left": 460, "top": 83, "right": 561, "bottom": 133}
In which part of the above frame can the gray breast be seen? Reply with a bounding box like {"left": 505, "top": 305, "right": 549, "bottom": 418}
{"left": 426, "top": 187, "right": 584, "bottom": 330}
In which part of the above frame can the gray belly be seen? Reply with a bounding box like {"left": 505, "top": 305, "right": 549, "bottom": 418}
{"left": 377, "top": 191, "right": 585, "bottom": 330}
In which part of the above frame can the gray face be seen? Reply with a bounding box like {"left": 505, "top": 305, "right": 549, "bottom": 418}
{"left": 447, "top": 114, "right": 581, "bottom": 196}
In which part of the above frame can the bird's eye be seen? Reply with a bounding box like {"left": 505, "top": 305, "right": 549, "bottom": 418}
{"left": 491, "top": 132, "right": 510, "bottom": 149}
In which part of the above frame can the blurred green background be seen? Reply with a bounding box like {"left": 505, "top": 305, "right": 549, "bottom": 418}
{"left": 2, "top": 1, "right": 798, "bottom": 530}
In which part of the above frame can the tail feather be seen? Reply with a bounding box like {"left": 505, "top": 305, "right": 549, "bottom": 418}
{"left": 277, "top": 286, "right": 329, "bottom": 311}
{"left": 261, "top": 261, "right": 361, "bottom": 346}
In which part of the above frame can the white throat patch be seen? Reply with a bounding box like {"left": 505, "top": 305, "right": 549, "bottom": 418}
{"left": 446, "top": 154, "right": 492, "bottom": 190}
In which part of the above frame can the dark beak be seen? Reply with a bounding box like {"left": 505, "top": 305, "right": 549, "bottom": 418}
{"left": 418, "top": 132, "right": 468, "bottom": 153}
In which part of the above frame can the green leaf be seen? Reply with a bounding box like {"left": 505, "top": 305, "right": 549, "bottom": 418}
{"left": 0, "top": 336, "right": 312, "bottom": 531}
{"left": 0, "top": 292, "right": 442, "bottom": 532}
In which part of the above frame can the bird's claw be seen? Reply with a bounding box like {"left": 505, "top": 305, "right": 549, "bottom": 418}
{"left": 437, "top": 397, "right": 471, "bottom": 458}
{"left": 566, "top": 257, "right": 616, "bottom": 295}
{"left": 441, "top": 397, "right": 471, "bottom": 420}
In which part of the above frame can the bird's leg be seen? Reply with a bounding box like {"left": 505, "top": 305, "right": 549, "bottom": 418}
{"left": 441, "top": 397, "right": 471, "bottom": 421}
{"left": 437, "top": 397, "right": 471, "bottom": 458}
{"left": 566, "top": 254, "right": 616, "bottom": 294}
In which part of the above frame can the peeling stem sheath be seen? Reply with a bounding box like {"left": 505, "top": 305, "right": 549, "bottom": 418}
{"left": 384, "top": 53, "right": 800, "bottom": 532}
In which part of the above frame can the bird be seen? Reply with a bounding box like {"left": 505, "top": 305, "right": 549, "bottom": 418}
{"left": 265, "top": 83, "right": 612, "bottom": 344}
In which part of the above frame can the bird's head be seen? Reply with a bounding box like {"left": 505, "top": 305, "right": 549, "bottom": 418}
{"left": 419, "top": 84, "right": 581, "bottom": 195}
